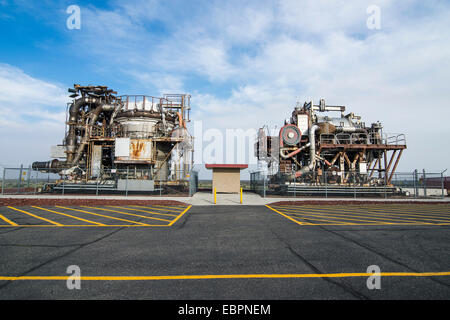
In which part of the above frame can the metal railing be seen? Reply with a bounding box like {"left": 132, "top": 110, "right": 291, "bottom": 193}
{"left": 320, "top": 132, "right": 406, "bottom": 146}
{"left": 250, "top": 169, "right": 447, "bottom": 199}
{"left": 1, "top": 166, "right": 199, "bottom": 197}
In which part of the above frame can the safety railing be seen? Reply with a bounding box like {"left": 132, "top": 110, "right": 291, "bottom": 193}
{"left": 385, "top": 133, "right": 406, "bottom": 145}
{"left": 1, "top": 166, "right": 198, "bottom": 197}
{"left": 249, "top": 169, "right": 447, "bottom": 199}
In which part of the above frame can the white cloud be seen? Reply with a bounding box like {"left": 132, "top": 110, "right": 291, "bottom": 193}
{"left": 4, "top": 0, "right": 450, "bottom": 171}
{"left": 0, "top": 64, "right": 67, "bottom": 166}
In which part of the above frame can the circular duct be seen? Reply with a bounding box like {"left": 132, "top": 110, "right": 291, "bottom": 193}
{"left": 280, "top": 124, "right": 301, "bottom": 146}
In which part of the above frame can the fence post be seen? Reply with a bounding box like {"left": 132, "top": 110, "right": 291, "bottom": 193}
{"left": 293, "top": 180, "right": 296, "bottom": 198}
{"left": 354, "top": 172, "right": 356, "bottom": 199}
{"left": 413, "top": 170, "right": 417, "bottom": 199}
{"left": 189, "top": 171, "right": 191, "bottom": 197}
{"left": 34, "top": 170, "right": 38, "bottom": 195}
{"left": 325, "top": 170, "right": 328, "bottom": 199}
{"left": 18, "top": 164, "right": 23, "bottom": 194}
{"left": 263, "top": 174, "right": 266, "bottom": 198}
{"left": 441, "top": 169, "right": 447, "bottom": 199}
{"left": 62, "top": 174, "right": 65, "bottom": 196}
{"left": 126, "top": 167, "right": 129, "bottom": 197}
{"left": 27, "top": 165, "right": 31, "bottom": 190}
{"left": 1, "top": 168, "right": 5, "bottom": 195}
{"left": 423, "top": 169, "right": 427, "bottom": 198}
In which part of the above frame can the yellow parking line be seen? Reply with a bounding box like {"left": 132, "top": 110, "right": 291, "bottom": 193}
{"left": 265, "top": 205, "right": 310, "bottom": 225}
{"left": 337, "top": 209, "right": 450, "bottom": 223}
{"left": 295, "top": 205, "right": 450, "bottom": 215}
{"left": 109, "top": 206, "right": 177, "bottom": 217}
{"left": 293, "top": 217, "right": 354, "bottom": 225}
{"left": 297, "top": 205, "right": 450, "bottom": 221}
{"left": 150, "top": 204, "right": 188, "bottom": 209}
{"left": 0, "top": 214, "right": 18, "bottom": 226}
{"left": 168, "top": 205, "right": 192, "bottom": 226}
{"left": 273, "top": 207, "right": 426, "bottom": 224}
{"left": 281, "top": 213, "right": 355, "bottom": 225}
{"left": 305, "top": 206, "right": 450, "bottom": 223}
{"left": 285, "top": 211, "right": 395, "bottom": 225}
{"left": 56, "top": 206, "right": 150, "bottom": 226}
{"left": 274, "top": 208, "right": 400, "bottom": 225}
{"left": 131, "top": 205, "right": 186, "bottom": 213}
{"left": 0, "top": 225, "right": 161, "bottom": 228}
{"left": 1, "top": 271, "right": 449, "bottom": 281}
{"left": 83, "top": 206, "right": 172, "bottom": 223}
{"left": 352, "top": 205, "right": 450, "bottom": 213}
{"left": 7, "top": 206, "right": 62, "bottom": 226}
{"left": 32, "top": 206, "right": 106, "bottom": 226}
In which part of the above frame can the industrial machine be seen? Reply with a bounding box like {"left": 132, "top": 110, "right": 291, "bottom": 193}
{"left": 255, "top": 99, "right": 407, "bottom": 195}
{"left": 33, "top": 85, "right": 193, "bottom": 193}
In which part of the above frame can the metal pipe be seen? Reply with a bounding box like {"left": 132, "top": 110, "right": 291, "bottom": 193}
{"left": 71, "top": 104, "right": 105, "bottom": 165}
{"left": 280, "top": 143, "right": 310, "bottom": 159}
{"left": 67, "top": 97, "right": 99, "bottom": 163}
{"left": 295, "top": 125, "right": 319, "bottom": 177}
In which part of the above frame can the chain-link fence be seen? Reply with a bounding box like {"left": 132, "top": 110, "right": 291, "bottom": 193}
{"left": 1, "top": 166, "right": 199, "bottom": 197}
{"left": 250, "top": 169, "right": 448, "bottom": 199}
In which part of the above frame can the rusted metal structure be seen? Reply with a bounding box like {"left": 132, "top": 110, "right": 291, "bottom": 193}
{"left": 32, "top": 85, "right": 193, "bottom": 192}
{"left": 255, "top": 99, "right": 406, "bottom": 190}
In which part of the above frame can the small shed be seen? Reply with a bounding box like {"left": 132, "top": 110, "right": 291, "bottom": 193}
{"left": 205, "top": 164, "right": 248, "bottom": 194}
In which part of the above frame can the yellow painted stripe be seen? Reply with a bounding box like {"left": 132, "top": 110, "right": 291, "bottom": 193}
{"left": 282, "top": 206, "right": 450, "bottom": 223}
{"left": 168, "top": 205, "right": 192, "bottom": 226}
{"left": 3, "top": 223, "right": 445, "bottom": 227}
{"left": 1, "top": 271, "right": 449, "bottom": 281}
{"left": 0, "top": 225, "right": 168, "bottom": 228}
{"left": 56, "top": 206, "right": 149, "bottom": 226}
{"left": 149, "top": 204, "right": 188, "bottom": 209}
{"left": 131, "top": 205, "right": 186, "bottom": 213}
{"left": 344, "top": 210, "right": 450, "bottom": 223}
{"left": 0, "top": 214, "right": 18, "bottom": 226}
{"left": 32, "top": 206, "right": 106, "bottom": 226}
{"left": 295, "top": 205, "right": 450, "bottom": 221}
{"left": 274, "top": 207, "right": 419, "bottom": 224}
{"left": 265, "top": 205, "right": 309, "bottom": 225}
{"left": 281, "top": 214, "right": 355, "bottom": 225}
{"left": 7, "top": 206, "right": 62, "bottom": 226}
{"left": 280, "top": 205, "right": 450, "bottom": 215}
{"left": 109, "top": 206, "right": 177, "bottom": 217}
{"left": 274, "top": 208, "right": 396, "bottom": 224}
{"left": 83, "top": 206, "right": 171, "bottom": 223}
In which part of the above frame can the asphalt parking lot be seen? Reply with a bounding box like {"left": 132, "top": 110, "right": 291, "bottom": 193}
{"left": 0, "top": 204, "right": 449, "bottom": 299}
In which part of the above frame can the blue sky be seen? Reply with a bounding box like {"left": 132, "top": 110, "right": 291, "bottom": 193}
{"left": 0, "top": 0, "right": 450, "bottom": 173}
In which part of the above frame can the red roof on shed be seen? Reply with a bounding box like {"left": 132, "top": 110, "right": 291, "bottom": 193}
{"left": 205, "top": 164, "right": 248, "bottom": 169}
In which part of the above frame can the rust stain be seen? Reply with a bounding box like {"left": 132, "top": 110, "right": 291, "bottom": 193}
{"left": 131, "top": 141, "right": 145, "bottom": 158}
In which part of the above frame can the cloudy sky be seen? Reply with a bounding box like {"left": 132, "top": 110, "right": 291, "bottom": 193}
{"left": 0, "top": 0, "right": 449, "bottom": 174}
